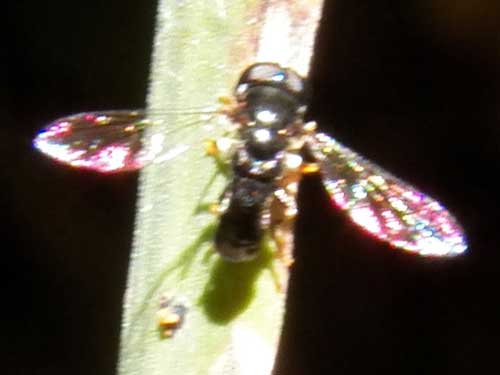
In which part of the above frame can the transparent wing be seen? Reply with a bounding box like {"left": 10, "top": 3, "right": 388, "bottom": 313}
{"left": 33, "top": 110, "right": 218, "bottom": 173}
{"left": 308, "top": 133, "right": 467, "bottom": 257}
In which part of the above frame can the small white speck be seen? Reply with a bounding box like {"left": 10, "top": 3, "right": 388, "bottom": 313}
{"left": 254, "top": 128, "right": 272, "bottom": 142}
{"left": 284, "top": 153, "right": 302, "bottom": 170}
{"left": 256, "top": 110, "right": 277, "bottom": 124}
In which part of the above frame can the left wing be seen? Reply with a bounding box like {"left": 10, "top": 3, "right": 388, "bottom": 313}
{"left": 33, "top": 110, "right": 212, "bottom": 173}
{"left": 34, "top": 111, "right": 151, "bottom": 173}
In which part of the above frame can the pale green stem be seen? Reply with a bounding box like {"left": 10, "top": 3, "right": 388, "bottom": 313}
{"left": 118, "top": 1, "right": 324, "bottom": 374}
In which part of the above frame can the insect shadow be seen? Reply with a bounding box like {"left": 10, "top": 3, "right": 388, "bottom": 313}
{"left": 199, "top": 237, "right": 274, "bottom": 323}
{"left": 129, "top": 218, "right": 275, "bottom": 333}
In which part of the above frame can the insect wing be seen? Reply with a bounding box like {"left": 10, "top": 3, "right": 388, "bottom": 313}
{"left": 33, "top": 111, "right": 154, "bottom": 173}
{"left": 308, "top": 133, "right": 467, "bottom": 256}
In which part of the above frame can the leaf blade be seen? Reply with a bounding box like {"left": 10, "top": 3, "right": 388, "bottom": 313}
{"left": 118, "top": 1, "right": 324, "bottom": 374}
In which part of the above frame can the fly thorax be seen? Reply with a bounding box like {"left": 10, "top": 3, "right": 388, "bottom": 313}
{"left": 245, "top": 126, "right": 287, "bottom": 159}
{"left": 237, "top": 85, "right": 303, "bottom": 132}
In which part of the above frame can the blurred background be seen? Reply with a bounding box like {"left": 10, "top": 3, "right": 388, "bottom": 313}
{"left": 3, "top": 0, "right": 500, "bottom": 374}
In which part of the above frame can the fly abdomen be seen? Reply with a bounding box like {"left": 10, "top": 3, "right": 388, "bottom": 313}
{"left": 215, "top": 177, "right": 273, "bottom": 262}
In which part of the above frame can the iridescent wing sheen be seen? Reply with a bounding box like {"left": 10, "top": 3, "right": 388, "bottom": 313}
{"left": 33, "top": 110, "right": 213, "bottom": 173}
{"left": 308, "top": 132, "right": 467, "bottom": 257}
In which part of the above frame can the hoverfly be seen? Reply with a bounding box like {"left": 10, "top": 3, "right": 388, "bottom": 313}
{"left": 34, "top": 63, "right": 467, "bottom": 262}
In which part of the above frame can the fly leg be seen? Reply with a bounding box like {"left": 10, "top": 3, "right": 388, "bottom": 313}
{"left": 270, "top": 184, "right": 298, "bottom": 268}
{"left": 264, "top": 200, "right": 293, "bottom": 292}
{"left": 266, "top": 191, "right": 297, "bottom": 293}
{"left": 264, "top": 158, "right": 302, "bottom": 292}
{"left": 267, "top": 128, "right": 320, "bottom": 266}
{"left": 270, "top": 151, "right": 303, "bottom": 266}
{"left": 199, "top": 137, "right": 236, "bottom": 216}
{"left": 200, "top": 94, "right": 242, "bottom": 214}
{"left": 197, "top": 109, "right": 237, "bottom": 215}
{"left": 204, "top": 138, "right": 233, "bottom": 179}
{"left": 203, "top": 93, "right": 240, "bottom": 177}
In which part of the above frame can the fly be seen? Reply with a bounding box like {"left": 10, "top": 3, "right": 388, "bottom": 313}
{"left": 33, "top": 63, "right": 467, "bottom": 261}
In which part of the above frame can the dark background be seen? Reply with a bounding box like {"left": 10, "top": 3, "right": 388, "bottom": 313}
{"left": 4, "top": 0, "right": 499, "bottom": 374}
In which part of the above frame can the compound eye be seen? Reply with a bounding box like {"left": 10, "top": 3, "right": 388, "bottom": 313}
{"left": 242, "top": 63, "right": 285, "bottom": 85}
{"left": 284, "top": 69, "right": 305, "bottom": 95}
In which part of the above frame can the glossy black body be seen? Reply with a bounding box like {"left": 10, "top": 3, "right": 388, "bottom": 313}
{"left": 214, "top": 63, "right": 307, "bottom": 261}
